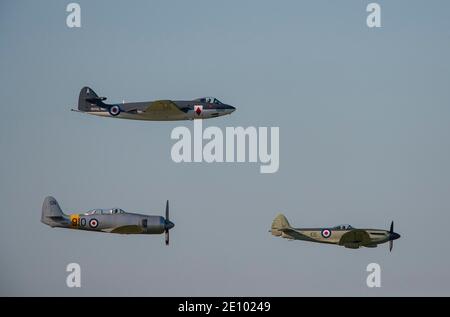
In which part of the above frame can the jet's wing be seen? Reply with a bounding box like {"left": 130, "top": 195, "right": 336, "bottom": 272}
{"left": 139, "top": 100, "right": 185, "bottom": 120}
{"left": 338, "top": 229, "right": 371, "bottom": 245}
{"left": 144, "top": 100, "right": 184, "bottom": 114}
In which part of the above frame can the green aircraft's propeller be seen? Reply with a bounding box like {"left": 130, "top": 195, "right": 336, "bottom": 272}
{"left": 389, "top": 221, "right": 394, "bottom": 252}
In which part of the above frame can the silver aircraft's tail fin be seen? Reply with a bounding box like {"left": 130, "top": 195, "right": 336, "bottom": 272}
{"left": 41, "top": 196, "right": 68, "bottom": 227}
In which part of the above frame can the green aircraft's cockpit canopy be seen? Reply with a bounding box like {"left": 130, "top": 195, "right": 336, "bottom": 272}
{"left": 84, "top": 208, "right": 125, "bottom": 215}
{"left": 333, "top": 224, "right": 353, "bottom": 230}
{"left": 197, "top": 97, "right": 223, "bottom": 104}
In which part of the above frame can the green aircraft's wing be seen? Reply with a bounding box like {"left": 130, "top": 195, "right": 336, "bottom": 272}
{"left": 338, "top": 229, "right": 371, "bottom": 245}
{"left": 110, "top": 225, "right": 144, "bottom": 234}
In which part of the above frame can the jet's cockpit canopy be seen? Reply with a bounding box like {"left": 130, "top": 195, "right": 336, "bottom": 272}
{"left": 198, "top": 97, "right": 222, "bottom": 104}
{"left": 333, "top": 224, "right": 353, "bottom": 230}
{"left": 84, "top": 208, "right": 125, "bottom": 215}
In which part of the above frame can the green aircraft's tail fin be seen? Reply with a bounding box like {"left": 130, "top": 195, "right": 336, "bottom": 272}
{"left": 270, "top": 213, "right": 291, "bottom": 236}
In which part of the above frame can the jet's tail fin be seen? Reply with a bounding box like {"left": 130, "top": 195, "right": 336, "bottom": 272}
{"left": 78, "top": 86, "right": 108, "bottom": 111}
{"left": 41, "top": 196, "right": 68, "bottom": 227}
{"left": 270, "top": 213, "right": 291, "bottom": 236}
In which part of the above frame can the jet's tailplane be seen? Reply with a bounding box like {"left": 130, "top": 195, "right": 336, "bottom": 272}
{"left": 41, "top": 196, "right": 68, "bottom": 227}
{"left": 270, "top": 213, "right": 291, "bottom": 236}
{"left": 78, "top": 86, "right": 108, "bottom": 112}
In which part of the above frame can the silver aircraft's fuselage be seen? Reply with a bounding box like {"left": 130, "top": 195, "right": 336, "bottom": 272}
{"left": 50, "top": 212, "right": 172, "bottom": 234}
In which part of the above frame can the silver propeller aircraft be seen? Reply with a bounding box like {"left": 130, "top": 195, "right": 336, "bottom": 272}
{"left": 72, "top": 86, "right": 236, "bottom": 121}
{"left": 41, "top": 196, "right": 175, "bottom": 245}
{"left": 270, "top": 214, "right": 401, "bottom": 251}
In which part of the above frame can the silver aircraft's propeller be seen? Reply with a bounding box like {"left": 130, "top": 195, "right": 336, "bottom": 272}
{"left": 164, "top": 200, "right": 174, "bottom": 246}
{"left": 165, "top": 230, "right": 169, "bottom": 246}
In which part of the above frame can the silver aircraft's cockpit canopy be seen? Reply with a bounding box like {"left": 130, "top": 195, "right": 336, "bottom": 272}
{"left": 197, "top": 97, "right": 222, "bottom": 104}
{"left": 333, "top": 224, "right": 353, "bottom": 230}
{"left": 84, "top": 208, "right": 125, "bottom": 215}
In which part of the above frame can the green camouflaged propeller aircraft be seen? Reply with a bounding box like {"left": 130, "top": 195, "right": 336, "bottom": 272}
{"left": 270, "top": 214, "right": 401, "bottom": 251}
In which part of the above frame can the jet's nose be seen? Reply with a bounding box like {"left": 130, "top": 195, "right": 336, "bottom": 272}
{"left": 226, "top": 105, "right": 236, "bottom": 113}
{"left": 165, "top": 221, "right": 175, "bottom": 230}
{"left": 390, "top": 232, "right": 401, "bottom": 241}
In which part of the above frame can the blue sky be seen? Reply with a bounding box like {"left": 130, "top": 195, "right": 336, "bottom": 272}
{"left": 1, "top": 0, "right": 450, "bottom": 296}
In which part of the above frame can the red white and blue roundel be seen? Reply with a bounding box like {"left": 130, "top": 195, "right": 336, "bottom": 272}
{"left": 89, "top": 218, "right": 98, "bottom": 228}
{"left": 109, "top": 105, "right": 121, "bottom": 116}
{"left": 321, "top": 229, "right": 332, "bottom": 238}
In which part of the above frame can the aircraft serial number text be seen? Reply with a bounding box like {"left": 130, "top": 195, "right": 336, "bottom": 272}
{"left": 221, "top": 301, "right": 270, "bottom": 312}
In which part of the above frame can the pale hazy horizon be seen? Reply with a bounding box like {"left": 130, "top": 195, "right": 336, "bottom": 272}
{"left": 1, "top": 0, "right": 450, "bottom": 296}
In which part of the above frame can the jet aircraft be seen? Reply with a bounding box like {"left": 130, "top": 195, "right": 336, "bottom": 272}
{"left": 270, "top": 214, "right": 400, "bottom": 251}
{"left": 72, "top": 86, "right": 236, "bottom": 121}
{"left": 41, "top": 196, "right": 175, "bottom": 245}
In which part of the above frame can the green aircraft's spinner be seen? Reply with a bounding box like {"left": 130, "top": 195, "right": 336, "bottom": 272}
{"left": 72, "top": 86, "right": 236, "bottom": 121}
{"left": 41, "top": 197, "right": 175, "bottom": 245}
{"left": 270, "top": 214, "right": 401, "bottom": 251}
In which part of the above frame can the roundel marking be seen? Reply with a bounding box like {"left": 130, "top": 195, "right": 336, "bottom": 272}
{"left": 321, "top": 229, "right": 331, "bottom": 238}
{"left": 89, "top": 218, "right": 99, "bottom": 228}
{"left": 109, "top": 105, "right": 121, "bottom": 116}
